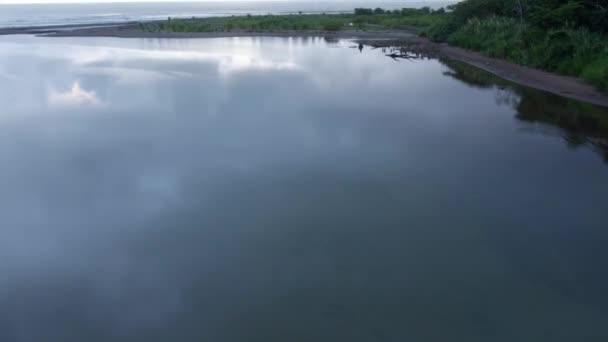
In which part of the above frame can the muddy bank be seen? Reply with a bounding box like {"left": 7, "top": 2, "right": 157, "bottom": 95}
{"left": 359, "top": 37, "right": 608, "bottom": 108}
{"left": 439, "top": 43, "right": 608, "bottom": 108}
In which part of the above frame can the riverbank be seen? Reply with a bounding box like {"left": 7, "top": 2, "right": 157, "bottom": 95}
{"left": 359, "top": 36, "right": 608, "bottom": 108}
{"left": 423, "top": 1, "right": 608, "bottom": 94}
{"left": 14, "top": 21, "right": 604, "bottom": 108}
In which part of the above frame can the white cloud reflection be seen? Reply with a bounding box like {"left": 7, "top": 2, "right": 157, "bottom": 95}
{"left": 48, "top": 81, "right": 101, "bottom": 107}
{"left": 76, "top": 48, "right": 300, "bottom": 76}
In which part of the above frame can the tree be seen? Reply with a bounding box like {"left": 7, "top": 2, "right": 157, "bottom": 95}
{"left": 354, "top": 8, "right": 373, "bottom": 16}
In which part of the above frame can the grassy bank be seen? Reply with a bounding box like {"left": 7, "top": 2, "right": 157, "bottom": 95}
{"left": 138, "top": 7, "right": 444, "bottom": 33}
{"left": 423, "top": 0, "right": 608, "bottom": 91}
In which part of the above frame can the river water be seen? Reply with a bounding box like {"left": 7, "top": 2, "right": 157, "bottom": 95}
{"left": 0, "top": 35, "right": 607, "bottom": 342}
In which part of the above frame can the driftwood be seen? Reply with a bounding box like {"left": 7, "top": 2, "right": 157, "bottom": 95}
{"left": 383, "top": 46, "right": 428, "bottom": 61}
{"left": 386, "top": 53, "right": 417, "bottom": 61}
{"left": 355, "top": 37, "right": 440, "bottom": 61}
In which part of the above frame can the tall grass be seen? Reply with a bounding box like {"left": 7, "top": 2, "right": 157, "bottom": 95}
{"left": 447, "top": 17, "right": 529, "bottom": 60}
{"left": 140, "top": 10, "right": 443, "bottom": 35}
{"left": 445, "top": 17, "right": 608, "bottom": 91}
{"left": 143, "top": 14, "right": 354, "bottom": 33}
{"left": 377, "top": 14, "right": 442, "bottom": 28}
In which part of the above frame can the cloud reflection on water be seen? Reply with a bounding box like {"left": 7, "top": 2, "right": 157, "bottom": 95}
{"left": 48, "top": 81, "right": 101, "bottom": 107}
{"left": 0, "top": 35, "right": 607, "bottom": 342}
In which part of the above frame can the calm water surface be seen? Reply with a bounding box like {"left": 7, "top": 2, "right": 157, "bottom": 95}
{"left": 0, "top": 35, "right": 607, "bottom": 342}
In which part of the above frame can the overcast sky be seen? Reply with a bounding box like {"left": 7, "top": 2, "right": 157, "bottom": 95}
{"left": 3, "top": 0, "right": 433, "bottom": 4}
{"left": 0, "top": 0, "right": 444, "bottom": 4}
{"left": 2, "top": 0, "right": 262, "bottom": 3}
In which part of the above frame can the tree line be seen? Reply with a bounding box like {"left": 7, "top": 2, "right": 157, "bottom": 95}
{"left": 447, "top": 0, "right": 607, "bottom": 32}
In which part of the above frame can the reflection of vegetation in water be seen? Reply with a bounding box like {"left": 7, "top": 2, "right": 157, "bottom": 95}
{"left": 442, "top": 59, "right": 608, "bottom": 163}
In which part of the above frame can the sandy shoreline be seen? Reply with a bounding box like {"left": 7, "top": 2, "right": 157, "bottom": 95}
{"left": 2, "top": 22, "right": 607, "bottom": 108}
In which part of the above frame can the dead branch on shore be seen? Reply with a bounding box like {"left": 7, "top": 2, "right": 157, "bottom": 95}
{"left": 355, "top": 38, "right": 439, "bottom": 61}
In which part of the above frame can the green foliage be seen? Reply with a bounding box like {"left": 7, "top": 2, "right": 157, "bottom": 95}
{"left": 444, "top": 15, "right": 608, "bottom": 91}
{"left": 589, "top": 2, "right": 608, "bottom": 32}
{"left": 419, "top": 6, "right": 432, "bottom": 15}
{"left": 322, "top": 20, "right": 344, "bottom": 31}
{"left": 528, "top": 0, "right": 608, "bottom": 32}
{"left": 158, "top": 20, "right": 212, "bottom": 32}
{"left": 529, "top": 0, "right": 585, "bottom": 28}
{"left": 448, "top": 17, "right": 527, "bottom": 59}
{"left": 424, "top": 0, "right": 608, "bottom": 92}
{"left": 354, "top": 8, "right": 373, "bottom": 15}
{"left": 425, "top": 16, "right": 461, "bottom": 41}
{"left": 377, "top": 14, "right": 443, "bottom": 28}
{"left": 439, "top": 0, "right": 607, "bottom": 33}
{"left": 144, "top": 14, "right": 354, "bottom": 33}
{"left": 581, "top": 57, "right": 608, "bottom": 91}
{"left": 141, "top": 9, "right": 444, "bottom": 35}
{"left": 449, "top": 0, "right": 515, "bottom": 25}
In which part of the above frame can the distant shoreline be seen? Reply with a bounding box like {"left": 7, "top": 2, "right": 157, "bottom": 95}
{"left": 1, "top": 21, "right": 607, "bottom": 108}
{"left": 0, "top": 22, "right": 137, "bottom": 36}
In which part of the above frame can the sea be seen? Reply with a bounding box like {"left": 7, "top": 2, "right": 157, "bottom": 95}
{"left": 0, "top": 1, "right": 455, "bottom": 28}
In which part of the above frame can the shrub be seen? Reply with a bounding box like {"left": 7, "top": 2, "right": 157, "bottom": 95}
{"left": 444, "top": 15, "right": 608, "bottom": 92}
{"left": 421, "top": 0, "right": 608, "bottom": 92}
{"left": 449, "top": 0, "right": 512, "bottom": 25}
{"left": 426, "top": 16, "right": 461, "bottom": 42}
{"left": 529, "top": 1, "right": 585, "bottom": 29}
{"left": 581, "top": 57, "right": 608, "bottom": 91}
{"left": 322, "top": 20, "right": 343, "bottom": 31}
{"left": 448, "top": 17, "right": 526, "bottom": 60}
{"left": 354, "top": 8, "right": 373, "bottom": 16}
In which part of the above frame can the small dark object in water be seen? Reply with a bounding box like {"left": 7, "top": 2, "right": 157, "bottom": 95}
{"left": 358, "top": 43, "right": 363, "bottom": 53}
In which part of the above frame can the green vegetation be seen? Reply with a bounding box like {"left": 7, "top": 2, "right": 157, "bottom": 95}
{"left": 424, "top": 0, "right": 608, "bottom": 91}
{"left": 140, "top": 14, "right": 352, "bottom": 32}
{"left": 138, "top": 7, "right": 444, "bottom": 34}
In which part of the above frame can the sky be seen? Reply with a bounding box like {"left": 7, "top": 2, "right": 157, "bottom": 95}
{"left": 1, "top": 0, "right": 297, "bottom": 3}
{"left": 2, "top": 0, "right": 423, "bottom": 4}
{"left": 0, "top": 0, "right": 435, "bottom": 4}
{"left": 1, "top": 0, "right": 238, "bottom": 3}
